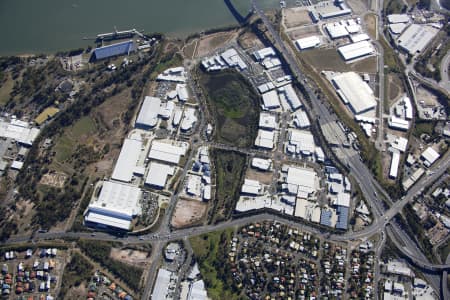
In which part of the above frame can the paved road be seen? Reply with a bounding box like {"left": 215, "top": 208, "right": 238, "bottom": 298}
{"left": 439, "top": 50, "right": 450, "bottom": 91}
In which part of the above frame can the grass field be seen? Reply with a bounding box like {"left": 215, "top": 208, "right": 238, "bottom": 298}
{"left": 0, "top": 73, "right": 14, "bottom": 106}
{"left": 70, "top": 116, "right": 96, "bottom": 139}
{"left": 210, "top": 149, "right": 246, "bottom": 223}
{"left": 364, "top": 13, "right": 377, "bottom": 39}
{"left": 189, "top": 229, "right": 240, "bottom": 300}
{"left": 199, "top": 69, "right": 260, "bottom": 147}
{"left": 301, "top": 49, "right": 377, "bottom": 73}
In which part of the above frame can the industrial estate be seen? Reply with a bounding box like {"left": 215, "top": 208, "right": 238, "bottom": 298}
{"left": 0, "top": 0, "right": 449, "bottom": 299}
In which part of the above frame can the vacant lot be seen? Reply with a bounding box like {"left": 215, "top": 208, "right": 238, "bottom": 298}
{"left": 364, "top": 13, "right": 377, "bottom": 39}
{"left": 0, "top": 73, "right": 15, "bottom": 106}
{"left": 200, "top": 69, "right": 260, "bottom": 147}
{"left": 110, "top": 248, "right": 150, "bottom": 267}
{"left": 172, "top": 198, "right": 208, "bottom": 228}
{"left": 286, "top": 25, "right": 320, "bottom": 40}
{"left": 386, "top": 74, "right": 404, "bottom": 103}
{"left": 283, "top": 8, "right": 311, "bottom": 28}
{"left": 210, "top": 150, "right": 246, "bottom": 223}
{"left": 301, "top": 48, "right": 377, "bottom": 73}
{"left": 196, "top": 31, "right": 237, "bottom": 57}
{"left": 39, "top": 172, "right": 68, "bottom": 188}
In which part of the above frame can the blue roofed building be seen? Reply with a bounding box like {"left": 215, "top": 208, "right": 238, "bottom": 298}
{"left": 91, "top": 40, "right": 134, "bottom": 61}
{"left": 335, "top": 206, "right": 349, "bottom": 230}
{"left": 320, "top": 209, "right": 332, "bottom": 227}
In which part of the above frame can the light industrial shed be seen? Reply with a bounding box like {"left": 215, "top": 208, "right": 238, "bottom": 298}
{"left": 397, "top": 24, "right": 439, "bottom": 55}
{"left": 338, "top": 41, "right": 375, "bottom": 61}
{"left": 111, "top": 137, "right": 143, "bottom": 183}
{"left": 148, "top": 141, "right": 188, "bottom": 165}
{"left": 145, "top": 162, "right": 175, "bottom": 189}
{"left": 331, "top": 72, "right": 377, "bottom": 115}
{"left": 295, "top": 36, "right": 321, "bottom": 50}
{"left": 135, "top": 96, "right": 161, "bottom": 129}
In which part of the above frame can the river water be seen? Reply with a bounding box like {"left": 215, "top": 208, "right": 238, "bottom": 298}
{"left": 0, "top": 0, "right": 279, "bottom": 56}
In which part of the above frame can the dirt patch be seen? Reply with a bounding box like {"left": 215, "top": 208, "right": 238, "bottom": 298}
{"left": 195, "top": 31, "right": 238, "bottom": 58}
{"left": 286, "top": 26, "right": 321, "bottom": 40}
{"left": 386, "top": 74, "right": 403, "bottom": 103}
{"left": 245, "top": 168, "right": 273, "bottom": 185}
{"left": 364, "top": 13, "right": 377, "bottom": 40}
{"left": 283, "top": 8, "right": 312, "bottom": 29}
{"left": 238, "top": 31, "right": 265, "bottom": 50}
{"left": 171, "top": 198, "right": 207, "bottom": 228}
{"left": 40, "top": 172, "right": 68, "bottom": 188}
{"left": 416, "top": 85, "right": 440, "bottom": 106}
{"left": 63, "top": 282, "right": 87, "bottom": 300}
{"left": 183, "top": 41, "right": 197, "bottom": 59}
{"left": 110, "top": 248, "right": 150, "bottom": 267}
{"left": 346, "top": 0, "right": 369, "bottom": 14}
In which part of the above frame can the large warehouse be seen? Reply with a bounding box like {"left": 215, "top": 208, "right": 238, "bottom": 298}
{"left": 145, "top": 162, "right": 175, "bottom": 189}
{"left": 397, "top": 24, "right": 439, "bottom": 55}
{"left": 295, "top": 36, "right": 321, "bottom": 50}
{"left": 148, "top": 140, "right": 188, "bottom": 165}
{"left": 84, "top": 181, "right": 142, "bottom": 231}
{"left": 338, "top": 41, "right": 375, "bottom": 61}
{"left": 331, "top": 72, "right": 377, "bottom": 115}
{"left": 285, "top": 166, "right": 319, "bottom": 199}
{"left": 111, "top": 137, "right": 143, "bottom": 183}
{"left": 287, "top": 129, "right": 316, "bottom": 156}
{"left": 135, "top": 96, "right": 161, "bottom": 129}
{"left": 91, "top": 40, "right": 134, "bottom": 61}
{"left": 261, "top": 90, "right": 281, "bottom": 110}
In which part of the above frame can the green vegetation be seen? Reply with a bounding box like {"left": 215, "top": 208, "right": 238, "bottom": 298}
{"left": 78, "top": 240, "right": 143, "bottom": 292}
{"left": 190, "top": 229, "right": 241, "bottom": 300}
{"left": 71, "top": 116, "right": 96, "bottom": 138}
{"left": 199, "top": 69, "right": 260, "bottom": 147}
{"left": 210, "top": 150, "right": 247, "bottom": 223}
{"left": 384, "top": 0, "right": 408, "bottom": 14}
{"left": 413, "top": 121, "right": 437, "bottom": 138}
{"left": 59, "top": 252, "right": 94, "bottom": 299}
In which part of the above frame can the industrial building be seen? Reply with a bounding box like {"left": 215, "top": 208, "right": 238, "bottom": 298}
{"left": 387, "top": 14, "right": 410, "bottom": 24}
{"left": 294, "top": 198, "right": 321, "bottom": 222}
{"left": 316, "top": 2, "right": 352, "bottom": 19}
{"left": 259, "top": 112, "right": 277, "bottom": 130}
{"left": 257, "top": 82, "right": 275, "bottom": 94}
{"left": 331, "top": 72, "right": 377, "bottom": 115}
{"left": 261, "top": 90, "right": 281, "bottom": 110}
{"left": 241, "top": 179, "right": 263, "bottom": 195}
{"left": 255, "top": 129, "right": 275, "bottom": 149}
{"left": 84, "top": 181, "right": 142, "bottom": 231}
{"left": 251, "top": 158, "right": 272, "bottom": 171}
{"left": 158, "top": 101, "right": 175, "bottom": 120}
{"left": 253, "top": 47, "right": 276, "bottom": 61}
{"left": 176, "top": 84, "right": 189, "bottom": 101}
{"left": 388, "top": 116, "right": 410, "bottom": 131}
{"left": 295, "top": 36, "right": 321, "bottom": 50}
{"left": 157, "top": 67, "right": 186, "bottom": 83}
{"left": 287, "top": 129, "right": 316, "bottom": 156}
{"left": 152, "top": 268, "right": 176, "bottom": 300}
{"left": 389, "top": 23, "right": 408, "bottom": 35}
{"left": 220, "top": 48, "right": 247, "bottom": 70}
{"left": 397, "top": 24, "right": 439, "bottom": 55}
{"left": 421, "top": 147, "right": 440, "bottom": 167}
{"left": 148, "top": 141, "right": 188, "bottom": 165}
{"left": 278, "top": 84, "right": 302, "bottom": 111}
{"left": 389, "top": 151, "right": 401, "bottom": 179}
{"left": 0, "top": 119, "right": 40, "bottom": 146}
{"left": 325, "top": 23, "right": 349, "bottom": 39}
{"left": 90, "top": 40, "right": 134, "bottom": 61}
{"left": 337, "top": 41, "right": 375, "bottom": 61}
{"left": 111, "top": 137, "right": 143, "bottom": 183}
{"left": 284, "top": 166, "right": 318, "bottom": 199}
{"left": 180, "top": 107, "right": 198, "bottom": 132}
{"left": 293, "top": 110, "right": 311, "bottom": 128}
{"left": 145, "top": 162, "right": 175, "bottom": 189}
{"left": 349, "top": 33, "right": 370, "bottom": 43}
{"left": 135, "top": 96, "right": 161, "bottom": 129}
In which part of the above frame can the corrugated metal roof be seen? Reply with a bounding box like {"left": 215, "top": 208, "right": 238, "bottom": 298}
{"left": 92, "top": 40, "right": 134, "bottom": 60}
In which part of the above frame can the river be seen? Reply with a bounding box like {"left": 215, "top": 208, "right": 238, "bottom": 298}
{"left": 0, "top": 0, "right": 280, "bottom": 56}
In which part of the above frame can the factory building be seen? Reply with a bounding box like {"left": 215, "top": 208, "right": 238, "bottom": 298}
{"left": 331, "top": 72, "right": 377, "bottom": 115}
{"left": 253, "top": 47, "right": 276, "bottom": 61}
{"left": 251, "top": 158, "right": 272, "bottom": 171}
{"left": 293, "top": 110, "right": 310, "bottom": 129}
{"left": 0, "top": 119, "right": 40, "bottom": 146}
{"left": 90, "top": 40, "right": 134, "bottom": 61}
{"left": 284, "top": 166, "right": 318, "bottom": 199}
{"left": 388, "top": 116, "right": 410, "bottom": 131}
{"left": 157, "top": 67, "right": 187, "bottom": 83}
{"left": 287, "top": 129, "right": 316, "bottom": 156}
{"left": 84, "top": 181, "right": 142, "bottom": 231}
{"left": 421, "top": 147, "right": 440, "bottom": 167}
{"left": 387, "top": 14, "right": 410, "bottom": 24}
{"left": 295, "top": 36, "right": 321, "bottom": 50}
{"left": 278, "top": 84, "right": 302, "bottom": 111}
{"left": 111, "top": 137, "right": 143, "bottom": 183}
{"left": 220, "top": 48, "right": 247, "bottom": 70}
{"left": 337, "top": 41, "right": 375, "bottom": 61}
{"left": 397, "top": 24, "right": 439, "bottom": 55}
{"left": 148, "top": 141, "right": 188, "bottom": 165}
{"left": 259, "top": 112, "right": 277, "bottom": 130}
{"left": 261, "top": 90, "right": 281, "bottom": 110}
{"left": 255, "top": 129, "right": 275, "bottom": 149}
{"left": 135, "top": 96, "right": 161, "bottom": 129}
{"left": 389, "top": 151, "right": 401, "bottom": 179}
{"left": 145, "top": 162, "right": 175, "bottom": 189}
{"left": 180, "top": 107, "right": 198, "bottom": 132}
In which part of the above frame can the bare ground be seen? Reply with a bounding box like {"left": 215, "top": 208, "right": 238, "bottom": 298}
{"left": 283, "top": 8, "right": 312, "bottom": 29}
{"left": 110, "top": 248, "right": 151, "bottom": 267}
{"left": 238, "top": 31, "right": 265, "bottom": 50}
{"left": 416, "top": 85, "right": 441, "bottom": 106}
{"left": 39, "top": 172, "right": 68, "bottom": 188}
{"left": 195, "top": 31, "right": 238, "bottom": 58}
{"left": 171, "top": 198, "right": 208, "bottom": 228}
{"left": 286, "top": 26, "right": 321, "bottom": 40}
{"left": 245, "top": 168, "right": 273, "bottom": 185}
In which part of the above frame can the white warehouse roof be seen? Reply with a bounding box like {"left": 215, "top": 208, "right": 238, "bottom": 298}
{"left": 135, "top": 96, "right": 161, "bottom": 129}
{"left": 255, "top": 129, "right": 275, "bottom": 149}
{"left": 148, "top": 141, "right": 188, "bottom": 165}
{"left": 145, "top": 162, "right": 175, "bottom": 188}
{"left": 397, "top": 24, "right": 439, "bottom": 55}
{"left": 0, "top": 120, "right": 40, "bottom": 146}
{"left": 288, "top": 129, "right": 316, "bottom": 155}
{"left": 387, "top": 14, "right": 410, "bottom": 24}
{"left": 251, "top": 157, "right": 272, "bottom": 171}
{"left": 85, "top": 181, "right": 142, "bottom": 230}
{"left": 295, "top": 36, "right": 321, "bottom": 50}
{"left": 332, "top": 72, "right": 377, "bottom": 115}
{"left": 253, "top": 47, "right": 276, "bottom": 61}
{"left": 421, "top": 147, "right": 440, "bottom": 167}
{"left": 325, "top": 23, "right": 349, "bottom": 39}
{"left": 111, "top": 137, "right": 143, "bottom": 183}
{"left": 152, "top": 269, "right": 174, "bottom": 300}
{"left": 350, "top": 33, "right": 370, "bottom": 43}
{"left": 278, "top": 84, "right": 302, "bottom": 111}
{"left": 261, "top": 90, "right": 281, "bottom": 110}
{"left": 259, "top": 112, "right": 277, "bottom": 130}
{"left": 389, "top": 151, "right": 401, "bottom": 178}
{"left": 338, "top": 41, "right": 375, "bottom": 61}
{"left": 286, "top": 166, "right": 318, "bottom": 198}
